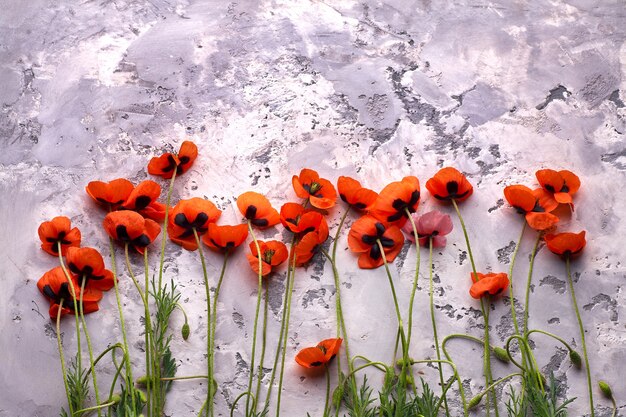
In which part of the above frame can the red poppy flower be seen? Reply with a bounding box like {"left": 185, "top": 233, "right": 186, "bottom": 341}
{"left": 202, "top": 223, "right": 249, "bottom": 253}
{"left": 38, "top": 216, "right": 81, "bottom": 256}
{"left": 426, "top": 167, "right": 473, "bottom": 203}
{"left": 536, "top": 169, "right": 580, "bottom": 205}
{"left": 469, "top": 272, "right": 510, "bottom": 299}
{"left": 236, "top": 192, "right": 280, "bottom": 228}
{"left": 337, "top": 176, "right": 378, "bottom": 211}
{"left": 66, "top": 247, "right": 115, "bottom": 292}
{"left": 280, "top": 203, "right": 329, "bottom": 238}
{"left": 295, "top": 338, "right": 343, "bottom": 369}
{"left": 402, "top": 210, "right": 453, "bottom": 247}
{"left": 138, "top": 200, "right": 168, "bottom": 222}
{"left": 503, "top": 185, "right": 559, "bottom": 230}
{"left": 347, "top": 215, "right": 404, "bottom": 269}
{"left": 148, "top": 140, "right": 198, "bottom": 179}
{"left": 37, "top": 267, "right": 100, "bottom": 319}
{"left": 168, "top": 198, "right": 221, "bottom": 250}
{"left": 86, "top": 178, "right": 134, "bottom": 209}
{"left": 246, "top": 240, "right": 289, "bottom": 276}
{"left": 371, "top": 176, "right": 420, "bottom": 228}
{"left": 545, "top": 231, "right": 586, "bottom": 259}
{"left": 293, "top": 230, "right": 329, "bottom": 266}
{"left": 121, "top": 180, "right": 161, "bottom": 211}
{"left": 103, "top": 211, "right": 161, "bottom": 254}
{"left": 292, "top": 168, "right": 337, "bottom": 209}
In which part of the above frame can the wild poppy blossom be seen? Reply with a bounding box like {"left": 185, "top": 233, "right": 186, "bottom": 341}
{"left": 237, "top": 191, "right": 280, "bottom": 228}
{"left": 66, "top": 247, "right": 115, "bottom": 292}
{"left": 37, "top": 267, "right": 100, "bottom": 319}
{"left": 295, "top": 338, "right": 343, "bottom": 369}
{"left": 504, "top": 185, "right": 559, "bottom": 230}
{"left": 121, "top": 180, "right": 161, "bottom": 211}
{"left": 104, "top": 211, "right": 161, "bottom": 254}
{"left": 168, "top": 198, "right": 221, "bottom": 250}
{"left": 246, "top": 240, "right": 289, "bottom": 276}
{"left": 38, "top": 216, "right": 81, "bottom": 256}
{"left": 426, "top": 167, "right": 473, "bottom": 203}
{"left": 469, "top": 272, "right": 510, "bottom": 299}
{"left": 148, "top": 140, "right": 198, "bottom": 179}
{"left": 403, "top": 210, "right": 453, "bottom": 247}
{"left": 292, "top": 168, "right": 337, "bottom": 209}
{"left": 202, "top": 223, "right": 249, "bottom": 253}
{"left": 371, "top": 176, "right": 420, "bottom": 226}
{"left": 86, "top": 178, "right": 134, "bottom": 209}
{"left": 293, "top": 230, "right": 329, "bottom": 266}
{"left": 337, "top": 176, "right": 378, "bottom": 211}
{"left": 280, "top": 203, "right": 329, "bottom": 237}
{"left": 348, "top": 215, "right": 404, "bottom": 269}
{"left": 545, "top": 231, "right": 586, "bottom": 259}
{"left": 536, "top": 169, "right": 580, "bottom": 205}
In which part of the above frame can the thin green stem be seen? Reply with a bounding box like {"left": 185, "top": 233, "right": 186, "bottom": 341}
{"left": 161, "top": 375, "right": 208, "bottom": 381}
{"left": 192, "top": 228, "right": 212, "bottom": 417}
{"left": 56, "top": 299, "right": 74, "bottom": 415}
{"left": 428, "top": 238, "right": 449, "bottom": 416}
{"left": 526, "top": 329, "right": 576, "bottom": 353}
{"left": 246, "top": 221, "right": 263, "bottom": 416}
{"left": 230, "top": 393, "right": 256, "bottom": 417}
{"left": 211, "top": 252, "right": 229, "bottom": 417}
{"left": 73, "top": 401, "right": 117, "bottom": 415}
{"left": 523, "top": 232, "right": 542, "bottom": 334}
{"left": 404, "top": 208, "right": 421, "bottom": 351}
{"left": 470, "top": 373, "right": 524, "bottom": 407}
{"left": 254, "top": 278, "right": 269, "bottom": 413}
{"left": 143, "top": 248, "right": 154, "bottom": 417}
{"left": 57, "top": 243, "right": 82, "bottom": 378}
{"left": 158, "top": 170, "right": 177, "bottom": 290}
{"left": 79, "top": 276, "right": 101, "bottom": 417}
{"left": 508, "top": 222, "right": 526, "bottom": 336}
{"left": 323, "top": 366, "right": 331, "bottom": 417}
{"left": 566, "top": 257, "right": 594, "bottom": 417}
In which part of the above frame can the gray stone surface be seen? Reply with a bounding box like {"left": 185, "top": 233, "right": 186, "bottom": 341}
{"left": 1, "top": 0, "right": 625, "bottom": 416}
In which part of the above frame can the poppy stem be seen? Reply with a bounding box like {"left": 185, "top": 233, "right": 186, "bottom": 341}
{"left": 143, "top": 248, "right": 156, "bottom": 417}
{"left": 211, "top": 252, "right": 229, "bottom": 415}
{"left": 523, "top": 232, "right": 542, "bottom": 334}
{"left": 376, "top": 239, "right": 409, "bottom": 389}
{"left": 525, "top": 329, "right": 577, "bottom": 355}
{"left": 565, "top": 256, "right": 595, "bottom": 417}
{"left": 323, "top": 366, "right": 331, "bottom": 417}
{"left": 468, "top": 372, "right": 524, "bottom": 409}
{"left": 79, "top": 276, "right": 102, "bottom": 417}
{"left": 508, "top": 222, "right": 526, "bottom": 337}
{"left": 56, "top": 298, "right": 74, "bottom": 415}
{"left": 108, "top": 237, "right": 136, "bottom": 411}
{"left": 253, "top": 277, "right": 269, "bottom": 413}
{"left": 192, "top": 228, "right": 213, "bottom": 417}
{"left": 246, "top": 221, "right": 263, "bottom": 417}
{"left": 403, "top": 208, "right": 421, "bottom": 397}
{"left": 158, "top": 169, "right": 177, "bottom": 292}
{"left": 428, "top": 237, "right": 449, "bottom": 417}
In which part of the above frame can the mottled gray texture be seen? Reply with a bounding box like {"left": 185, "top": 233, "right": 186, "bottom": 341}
{"left": 1, "top": 0, "right": 626, "bottom": 416}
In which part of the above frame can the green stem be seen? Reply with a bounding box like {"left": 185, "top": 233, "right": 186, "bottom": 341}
{"left": 79, "top": 276, "right": 102, "bottom": 417}
{"left": 143, "top": 248, "right": 155, "bottom": 417}
{"left": 323, "top": 366, "right": 331, "bottom": 417}
{"left": 211, "top": 252, "right": 229, "bottom": 417}
{"left": 428, "top": 238, "right": 449, "bottom": 416}
{"left": 508, "top": 222, "right": 526, "bottom": 336}
{"left": 254, "top": 278, "right": 269, "bottom": 413}
{"left": 469, "top": 373, "right": 524, "bottom": 408}
{"left": 230, "top": 392, "right": 256, "bottom": 417}
{"left": 566, "top": 257, "right": 594, "bottom": 417}
{"left": 404, "top": 208, "right": 421, "bottom": 352}
{"left": 161, "top": 375, "right": 208, "bottom": 381}
{"left": 158, "top": 169, "right": 177, "bottom": 291}
{"left": 56, "top": 299, "right": 74, "bottom": 415}
{"left": 72, "top": 401, "right": 117, "bottom": 415}
{"left": 246, "top": 221, "right": 263, "bottom": 416}
{"left": 526, "top": 329, "right": 577, "bottom": 353}
{"left": 57, "top": 243, "right": 82, "bottom": 381}
{"left": 192, "top": 228, "right": 212, "bottom": 417}
{"left": 523, "top": 232, "right": 542, "bottom": 334}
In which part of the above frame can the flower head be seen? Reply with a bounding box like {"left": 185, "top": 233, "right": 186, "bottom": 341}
{"left": 348, "top": 215, "right": 404, "bottom": 269}
{"left": 148, "top": 140, "right": 198, "bottom": 179}
{"left": 66, "top": 247, "right": 115, "bottom": 292}
{"left": 37, "top": 267, "right": 100, "bottom": 319}
{"left": 536, "top": 169, "right": 580, "bottom": 205}
{"left": 337, "top": 176, "right": 378, "bottom": 211}
{"left": 103, "top": 211, "right": 161, "bottom": 254}
{"left": 168, "top": 198, "right": 221, "bottom": 250}
{"left": 246, "top": 240, "right": 289, "bottom": 276}
{"left": 371, "top": 176, "right": 420, "bottom": 227}
{"left": 469, "top": 272, "right": 509, "bottom": 299}
{"left": 292, "top": 168, "right": 337, "bottom": 209}
{"left": 38, "top": 216, "right": 81, "bottom": 256}
{"left": 293, "top": 230, "right": 329, "bottom": 266}
{"left": 426, "top": 167, "right": 473, "bottom": 203}
{"left": 295, "top": 338, "right": 343, "bottom": 369}
{"left": 545, "top": 231, "right": 586, "bottom": 259}
{"left": 202, "top": 223, "right": 249, "bottom": 253}
{"left": 86, "top": 178, "right": 134, "bottom": 209}
{"left": 280, "top": 203, "right": 329, "bottom": 238}
{"left": 504, "top": 185, "right": 559, "bottom": 230}
{"left": 121, "top": 180, "right": 161, "bottom": 212}
{"left": 237, "top": 191, "right": 280, "bottom": 228}
{"left": 403, "top": 210, "right": 453, "bottom": 247}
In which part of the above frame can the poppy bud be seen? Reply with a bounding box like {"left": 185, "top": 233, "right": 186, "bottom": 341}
{"left": 332, "top": 385, "right": 344, "bottom": 408}
{"left": 136, "top": 375, "right": 149, "bottom": 387}
{"left": 138, "top": 389, "right": 147, "bottom": 403}
{"left": 405, "top": 374, "right": 415, "bottom": 386}
{"left": 492, "top": 347, "right": 510, "bottom": 363}
{"left": 569, "top": 350, "right": 582, "bottom": 368}
{"left": 598, "top": 381, "right": 613, "bottom": 398}
{"left": 383, "top": 366, "right": 396, "bottom": 387}
{"left": 468, "top": 394, "right": 482, "bottom": 409}
{"left": 109, "top": 393, "right": 121, "bottom": 404}
{"left": 182, "top": 323, "right": 190, "bottom": 340}
{"left": 395, "top": 357, "right": 415, "bottom": 367}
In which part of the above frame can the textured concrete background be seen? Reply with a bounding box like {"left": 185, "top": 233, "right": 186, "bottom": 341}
{"left": 1, "top": 0, "right": 625, "bottom": 416}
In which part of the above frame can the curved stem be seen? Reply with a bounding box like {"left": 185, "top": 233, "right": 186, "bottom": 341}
{"left": 211, "top": 252, "right": 229, "bottom": 416}
{"left": 56, "top": 299, "right": 74, "bottom": 415}
{"left": 470, "top": 373, "right": 524, "bottom": 407}
{"left": 526, "top": 329, "right": 576, "bottom": 353}
{"left": 247, "top": 221, "right": 263, "bottom": 416}
{"left": 428, "top": 238, "right": 449, "bottom": 416}
{"left": 158, "top": 170, "right": 177, "bottom": 290}
{"left": 508, "top": 222, "right": 526, "bottom": 336}
{"left": 72, "top": 400, "right": 117, "bottom": 416}
{"left": 350, "top": 356, "right": 388, "bottom": 373}
{"left": 523, "top": 232, "right": 542, "bottom": 334}
{"left": 566, "top": 257, "right": 594, "bottom": 417}
{"left": 79, "top": 276, "right": 101, "bottom": 417}
{"left": 192, "top": 228, "right": 212, "bottom": 417}
{"left": 230, "top": 392, "right": 256, "bottom": 417}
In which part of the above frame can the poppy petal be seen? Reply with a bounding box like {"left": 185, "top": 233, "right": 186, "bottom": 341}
{"left": 295, "top": 347, "right": 327, "bottom": 369}
{"left": 525, "top": 212, "right": 559, "bottom": 231}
